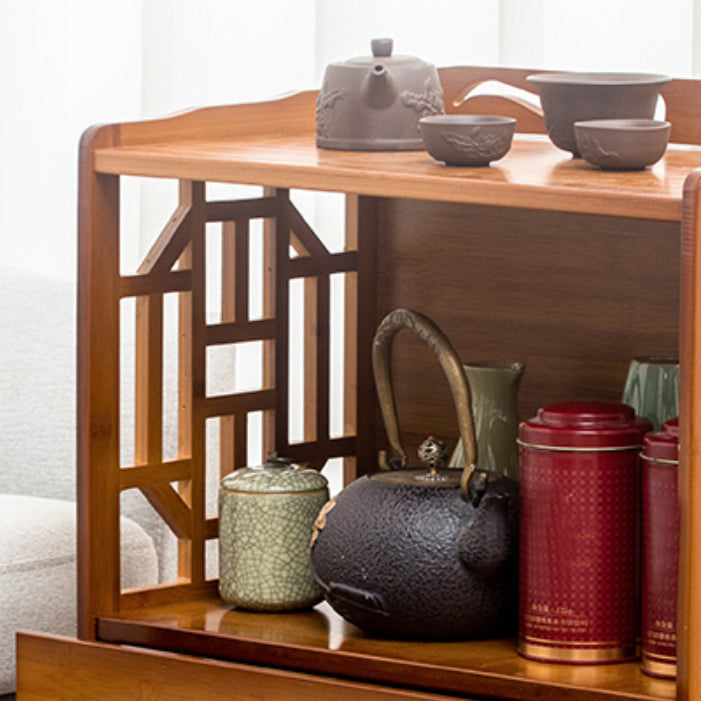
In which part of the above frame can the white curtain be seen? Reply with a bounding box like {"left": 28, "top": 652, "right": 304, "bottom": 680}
{"left": 1, "top": 0, "right": 700, "bottom": 280}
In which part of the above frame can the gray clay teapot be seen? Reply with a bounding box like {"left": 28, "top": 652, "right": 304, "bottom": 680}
{"left": 316, "top": 38, "right": 444, "bottom": 151}
{"left": 310, "top": 309, "right": 519, "bottom": 639}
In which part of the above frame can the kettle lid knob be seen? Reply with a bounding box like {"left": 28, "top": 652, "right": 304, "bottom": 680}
{"left": 371, "top": 37, "right": 393, "bottom": 58}
{"left": 418, "top": 436, "right": 449, "bottom": 473}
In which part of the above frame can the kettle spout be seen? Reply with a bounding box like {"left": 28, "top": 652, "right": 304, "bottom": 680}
{"left": 362, "top": 63, "right": 398, "bottom": 109}
{"left": 458, "top": 484, "right": 519, "bottom": 577}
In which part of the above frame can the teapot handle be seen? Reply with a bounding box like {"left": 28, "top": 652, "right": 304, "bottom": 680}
{"left": 372, "top": 308, "right": 477, "bottom": 499}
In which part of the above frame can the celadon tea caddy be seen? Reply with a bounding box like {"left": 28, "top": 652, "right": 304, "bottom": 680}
{"left": 219, "top": 455, "right": 329, "bottom": 611}
{"left": 316, "top": 38, "right": 444, "bottom": 150}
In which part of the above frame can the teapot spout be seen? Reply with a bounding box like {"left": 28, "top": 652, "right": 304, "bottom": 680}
{"left": 362, "top": 64, "right": 398, "bottom": 109}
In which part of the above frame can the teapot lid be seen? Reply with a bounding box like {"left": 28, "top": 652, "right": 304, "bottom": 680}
{"left": 221, "top": 454, "right": 328, "bottom": 494}
{"left": 342, "top": 38, "right": 430, "bottom": 68}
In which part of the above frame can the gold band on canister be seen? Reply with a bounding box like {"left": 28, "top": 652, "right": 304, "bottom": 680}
{"left": 642, "top": 651, "right": 677, "bottom": 678}
{"left": 640, "top": 453, "right": 679, "bottom": 465}
{"left": 518, "top": 637, "right": 639, "bottom": 663}
{"left": 516, "top": 439, "right": 642, "bottom": 453}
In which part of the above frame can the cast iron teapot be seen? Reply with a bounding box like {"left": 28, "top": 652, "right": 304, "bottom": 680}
{"left": 316, "top": 38, "right": 444, "bottom": 151}
{"left": 310, "top": 309, "right": 519, "bottom": 639}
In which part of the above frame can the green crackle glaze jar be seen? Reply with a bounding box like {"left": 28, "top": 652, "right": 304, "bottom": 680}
{"left": 218, "top": 455, "right": 329, "bottom": 611}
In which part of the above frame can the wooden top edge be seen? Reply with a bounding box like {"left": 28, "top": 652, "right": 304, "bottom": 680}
{"left": 80, "top": 89, "right": 319, "bottom": 150}
{"left": 91, "top": 136, "right": 692, "bottom": 221}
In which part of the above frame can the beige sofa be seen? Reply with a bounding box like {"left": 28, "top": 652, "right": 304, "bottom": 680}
{"left": 0, "top": 267, "right": 168, "bottom": 694}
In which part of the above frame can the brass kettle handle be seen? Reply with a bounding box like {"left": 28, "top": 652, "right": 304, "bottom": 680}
{"left": 372, "top": 308, "right": 477, "bottom": 499}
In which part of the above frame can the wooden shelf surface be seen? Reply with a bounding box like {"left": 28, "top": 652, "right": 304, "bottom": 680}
{"left": 93, "top": 133, "right": 701, "bottom": 222}
{"left": 97, "top": 594, "right": 676, "bottom": 701}
{"left": 86, "top": 87, "right": 701, "bottom": 223}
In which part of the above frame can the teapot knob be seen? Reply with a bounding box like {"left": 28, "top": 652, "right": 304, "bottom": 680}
{"left": 371, "top": 37, "right": 393, "bottom": 57}
{"left": 418, "top": 436, "right": 449, "bottom": 473}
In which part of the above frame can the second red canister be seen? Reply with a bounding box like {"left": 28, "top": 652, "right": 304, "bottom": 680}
{"left": 518, "top": 400, "right": 652, "bottom": 664}
{"left": 641, "top": 418, "right": 679, "bottom": 679}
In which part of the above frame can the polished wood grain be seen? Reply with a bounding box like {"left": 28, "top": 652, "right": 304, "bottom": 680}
{"left": 678, "top": 171, "right": 701, "bottom": 701}
{"left": 76, "top": 125, "right": 122, "bottom": 639}
{"left": 16, "top": 632, "right": 475, "bottom": 701}
{"left": 344, "top": 194, "right": 379, "bottom": 479}
{"left": 90, "top": 597, "right": 675, "bottom": 701}
{"left": 92, "top": 132, "right": 701, "bottom": 222}
{"left": 373, "top": 199, "right": 680, "bottom": 461}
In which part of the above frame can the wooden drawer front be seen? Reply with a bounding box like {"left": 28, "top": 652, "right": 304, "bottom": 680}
{"left": 16, "top": 632, "right": 479, "bottom": 701}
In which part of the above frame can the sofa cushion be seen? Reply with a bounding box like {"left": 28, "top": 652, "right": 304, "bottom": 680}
{"left": 0, "top": 493, "right": 158, "bottom": 694}
{"left": 0, "top": 265, "right": 179, "bottom": 580}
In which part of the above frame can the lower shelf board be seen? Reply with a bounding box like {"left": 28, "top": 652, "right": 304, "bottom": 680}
{"left": 16, "top": 632, "right": 478, "bottom": 701}
{"left": 96, "top": 596, "right": 676, "bottom": 701}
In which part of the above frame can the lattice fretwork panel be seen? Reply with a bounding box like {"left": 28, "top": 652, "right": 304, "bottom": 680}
{"left": 117, "top": 181, "right": 360, "bottom": 590}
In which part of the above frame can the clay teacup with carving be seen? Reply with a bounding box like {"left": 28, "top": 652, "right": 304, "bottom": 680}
{"left": 419, "top": 114, "right": 516, "bottom": 166}
{"left": 574, "top": 119, "right": 670, "bottom": 170}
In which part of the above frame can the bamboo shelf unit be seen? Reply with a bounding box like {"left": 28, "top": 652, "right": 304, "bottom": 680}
{"left": 16, "top": 67, "right": 701, "bottom": 700}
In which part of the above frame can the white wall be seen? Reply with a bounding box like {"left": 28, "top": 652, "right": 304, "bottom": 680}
{"left": 3, "top": 0, "right": 700, "bottom": 281}
{"left": 135, "top": 0, "right": 318, "bottom": 273}
{"left": 538, "top": 0, "right": 693, "bottom": 75}
{"left": 315, "top": 0, "right": 500, "bottom": 84}
{"left": 0, "top": 0, "right": 143, "bottom": 280}
{"left": 498, "top": 0, "right": 694, "bottom": 75}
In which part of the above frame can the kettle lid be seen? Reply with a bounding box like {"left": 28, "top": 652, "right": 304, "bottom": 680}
{"left": 221, "top": 454, "right": 328, "bottom": 494}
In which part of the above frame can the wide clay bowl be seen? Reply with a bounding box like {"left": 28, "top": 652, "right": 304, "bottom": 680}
{"left": 527, "top": 72, "right": 670, "bottom": 156}
{"left": 574, "top": 119, "right": 670, "bottom": 170}
{"left": 419, "top": 114, "right": 516, "bottom": 166}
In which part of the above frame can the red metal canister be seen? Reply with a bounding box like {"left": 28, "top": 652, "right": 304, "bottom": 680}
{"left": 518, "top": 400, "right": 652, "bottom": 663}
{"left": 641, "top": 418, "right": 679, "bottom": 679}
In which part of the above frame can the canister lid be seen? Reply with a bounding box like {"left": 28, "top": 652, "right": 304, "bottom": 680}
{"left": 520, "top": 400, "right": 653, "bottom": 449}
{"left": 221, "top": 455, "right": 328, "bottom": 494}
{"left": 642, "top": 417, "right": 679, "bottom": 463}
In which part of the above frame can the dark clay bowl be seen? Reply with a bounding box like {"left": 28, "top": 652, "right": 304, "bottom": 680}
{"left": 527, "top": 72, "right": 670, "bottom": 156}
{"left": 574, "top": 119, "right": 670, "bottom": 170}
{"left": 419, "top": 114, "right": 516, "bottom": 166}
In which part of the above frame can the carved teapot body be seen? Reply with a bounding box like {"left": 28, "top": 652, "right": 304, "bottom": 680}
{"left": 310, "top": 309, "right": 519, "bottom": 639}
{"left": 316, "top": 38, "right": 444, "bottom": 151}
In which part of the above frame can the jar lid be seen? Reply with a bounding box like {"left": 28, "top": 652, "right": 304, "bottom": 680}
{"left": 221, "top": 455, "right": 328, "bottom": 494}
{"left": 520, "top": 400, "right": 653, "bottom": 449}
{"left": 642, "top": 417, "right": 679, "bottom": 463}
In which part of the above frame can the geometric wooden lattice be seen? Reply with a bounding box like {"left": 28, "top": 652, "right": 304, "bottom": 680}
{"left": 117, "top": 183, "right": 359, "bottom": 585}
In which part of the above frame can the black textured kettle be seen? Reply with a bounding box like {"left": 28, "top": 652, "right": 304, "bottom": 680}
{"left": 310, "top": 308, "right": 519, "bottom": 639}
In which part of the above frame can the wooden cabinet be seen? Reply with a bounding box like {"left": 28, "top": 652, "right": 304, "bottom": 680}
{"left": 16, "top": 68, "right": 701, "bottom": 700}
